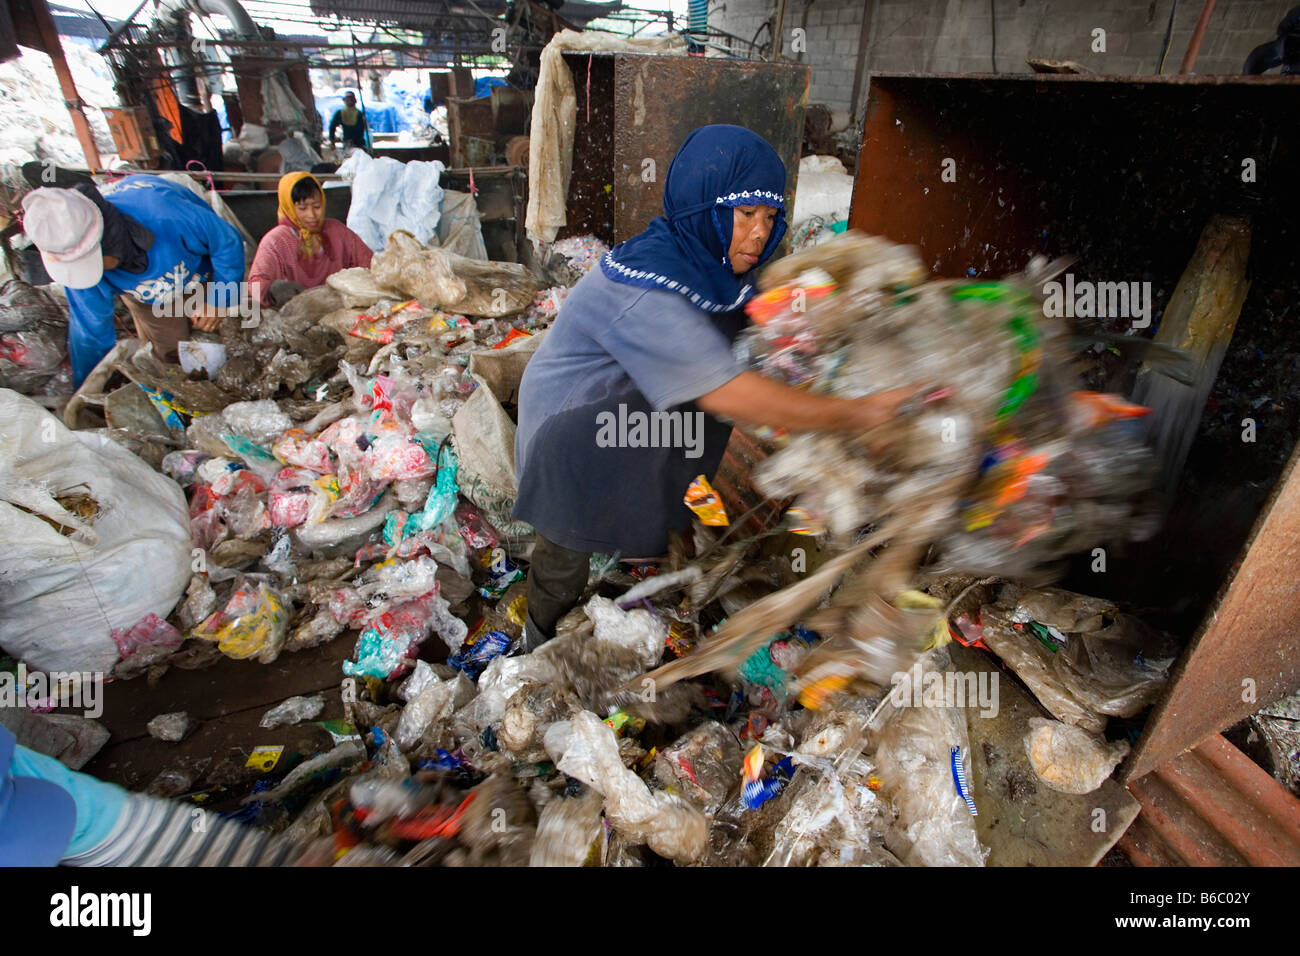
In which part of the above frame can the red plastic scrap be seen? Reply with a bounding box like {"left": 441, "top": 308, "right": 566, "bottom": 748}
{"left": 387, "top": 790, "right": 478, "bottom": 841}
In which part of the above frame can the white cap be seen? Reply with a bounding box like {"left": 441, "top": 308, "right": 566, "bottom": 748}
{"left": 21, "top": 188, "right": 105, "bottom": 289}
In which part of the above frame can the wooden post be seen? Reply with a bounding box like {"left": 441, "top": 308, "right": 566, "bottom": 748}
{"left": 29, "top": 0, "right": 102, "bottom": 171}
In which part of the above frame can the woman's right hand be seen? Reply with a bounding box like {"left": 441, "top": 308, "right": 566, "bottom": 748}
{"left": 848, "top": 384, "right": 934, "bottom": 430}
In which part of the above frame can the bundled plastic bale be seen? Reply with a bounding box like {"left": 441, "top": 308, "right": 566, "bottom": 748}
{"left": 0, "top": 390, "right": 192, "bottom": 673}
{"left": 1023, "top": 717, "right": 1130, "bottom": 794}
{"left": 370, "top": 230, "right": 537, "bottom": 317}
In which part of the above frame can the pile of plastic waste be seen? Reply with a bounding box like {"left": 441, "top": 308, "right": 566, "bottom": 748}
{"left": 4, "top": 223, "right": 1177, "bottom": 867}
{"left": 638, "top": 231, "right": 1163, "bottom": 703}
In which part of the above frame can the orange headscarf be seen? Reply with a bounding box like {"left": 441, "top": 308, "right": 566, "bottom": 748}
{"left": 277, "top": 171, "right": 324, "bottom": 260}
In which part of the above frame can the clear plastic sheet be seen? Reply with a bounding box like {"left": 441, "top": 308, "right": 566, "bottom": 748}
{"left": 554, "top": 711, "right": 708, "bottom": 864}
{"left": 260, "top": 694, "right": 326, "bottom": 729}
{"left": 869, "top": 653, "right": 988, "bottom": 867}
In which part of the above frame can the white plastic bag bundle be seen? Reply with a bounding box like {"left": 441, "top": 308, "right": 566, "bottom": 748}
{"left": 339, "top": 152, "right": 446, "bottom": 251}
{"left": 0, "top": 390, "right": 192, "bottom": 673}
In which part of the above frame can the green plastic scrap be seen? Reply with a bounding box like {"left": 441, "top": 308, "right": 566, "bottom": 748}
{"left": 739, "top": 633, "right": 791, "bottom": 696}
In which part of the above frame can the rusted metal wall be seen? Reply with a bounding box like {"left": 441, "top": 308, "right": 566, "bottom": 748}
{"left": 560, "top": 53, "right": 810, "bottom": 245}
{"left": 850, "top": 72, "right": 1300, "bottom": 781}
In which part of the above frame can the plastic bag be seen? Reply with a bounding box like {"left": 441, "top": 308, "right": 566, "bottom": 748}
{"left": 0, "top": 390, "right": 192, "bottom": 673}
{"left": 1023, "top": 717, "right": 1130, "bottom": 794}
{"left": 437, "top": 190, "right": 488, "bottom": 261}
{"left": 653, "top": 721, "right": 742, "bottom": 812}
{"left": 342, "top": 588, "right": 465, "bottom": 680}
{"left": 340, "top": 152, "right": 446, "bottom": 251}
{"left": 370, "top": 230, "right": 537, "bottom": 317}
{"left": 393, "top": 675, "right": 456, "bottom": 751}
{"left": 529, "top": 791, "right": 605, "bottom": 867}
{"left": 978, "top": 586, "right": 1176, "bottom": 733}
{"left": 452, "top": 371, "right": 531, "bottom": 544}
{"left": 147, "top": 711, "right": 192, "bottom": 742}
{"left": 554, "top": 710, "right": 707, "bottom": 864}
{"left": 191, "top": 581, "right": 290, "bottom": 664}
{"left": 222, "top": 400, "right": 293, "bottom": 446}
{"left": 109, "top": 613, "right": 183, "bottom": 663}
{"left": 869, "top": 653, "right": 988, "bottom": 867}
{"left": 260, "top": 694, "right": 325, "bottom": 729}
{"left": 325, "top": 267, "right": 405, "bottom": 309}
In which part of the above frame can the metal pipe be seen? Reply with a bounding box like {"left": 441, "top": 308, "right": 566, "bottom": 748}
{"left": 157, "top": 0, "right": 258, "bottom": 38}
{"left": 1179, "top": 0, "right": 1218, "bottom": 74}
{"left": 29, "top": 0, "right": 102, "bottom": 170}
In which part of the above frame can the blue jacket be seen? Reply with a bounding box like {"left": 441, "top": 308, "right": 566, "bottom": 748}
{"left": 65, "top": 176, "right": 245, "bottom": 386}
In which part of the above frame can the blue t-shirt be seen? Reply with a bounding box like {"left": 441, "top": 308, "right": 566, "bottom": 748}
{"left": 64, "top": 176, "right": 246, "bottom": 386}
{"left": 513, "top": 266, "right": 747, "bottom": 555}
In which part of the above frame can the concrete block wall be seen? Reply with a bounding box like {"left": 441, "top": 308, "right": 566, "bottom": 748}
{"left": 713, "top": 0, "right": 1298, "bottom": 117}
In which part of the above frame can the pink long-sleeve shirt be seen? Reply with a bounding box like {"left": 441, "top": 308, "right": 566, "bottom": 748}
{"left": 248, "top": 218, "right": 374, "bottom": 306}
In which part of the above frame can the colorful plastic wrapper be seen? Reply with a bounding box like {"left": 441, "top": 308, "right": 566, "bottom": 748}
{"left": 268, "top": 467, "right": 321, "bottom": 528}
{"left": 448, "top": 630, "right": 511, "bottom": 679}
{"left": 109, "top": 612, "right": 183, "bottom": 659}
{"left": 454, "top": 499, "right": 499, "bottom": 550}
{"left": 191, "top": 581, "right": 290, "bottom": 663}
{"left": 272, "top": 429, "right": 334, "bottom": 473}
{"left": 161, "top": 450, "right": 212, "bottom": 488}
{"left": 684, "top": 475, "right": 728, "bottom": 527}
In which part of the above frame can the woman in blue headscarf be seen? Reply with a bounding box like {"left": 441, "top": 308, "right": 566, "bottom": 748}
{"left": 512, "top": 125, "right": 917, "bottom": 649}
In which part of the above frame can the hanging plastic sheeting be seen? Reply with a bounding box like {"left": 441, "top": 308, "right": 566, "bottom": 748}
{"left": 526, "top": 30, "right": 688, "bottom": 244}
{"left": 262, "top": 71, "right": 311, "bottom": 131}
{"left": 0, "top": 390, "right": 192, "bottom": 674}
{"left": 338, "top": 151, "right": 447, "bottom": 252}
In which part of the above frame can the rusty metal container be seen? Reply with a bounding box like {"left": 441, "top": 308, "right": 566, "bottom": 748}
{"left": 850, "top": 73, "right": 1300, "bottom": 781}
{"left": 559, "top": 53, "right": 810, "bottom": 245}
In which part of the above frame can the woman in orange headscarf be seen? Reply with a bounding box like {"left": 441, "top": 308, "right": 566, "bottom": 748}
{"left": 248, "top": 171, "right": 373, "bottom": 307}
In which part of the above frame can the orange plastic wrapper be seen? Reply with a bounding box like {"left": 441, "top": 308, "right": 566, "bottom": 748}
{"left": 684, "top": 475, "right": 728, "bottom": 526}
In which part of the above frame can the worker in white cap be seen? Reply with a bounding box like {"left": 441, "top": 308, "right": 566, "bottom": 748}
{"left": 21, "top": 175, "right": 246, "bottom": 387}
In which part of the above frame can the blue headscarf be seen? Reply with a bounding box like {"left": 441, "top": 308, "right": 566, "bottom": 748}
{"left": 600, "top": 124, "right": 788, "bottom": 313}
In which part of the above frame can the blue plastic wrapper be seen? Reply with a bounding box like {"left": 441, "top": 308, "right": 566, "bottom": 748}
{"left": 417, "top": 749, "right": 464, "bottom": 772}
{"left": 741, "top": 755, "right": 797, "bottom": 810}
{"left": 478, "top": 555, "right": 525, "bottom": 599}
{"left": 448, "top": 630, "right": 510, "bottom": 678}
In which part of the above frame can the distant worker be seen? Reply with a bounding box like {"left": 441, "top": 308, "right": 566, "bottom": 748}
{"left": 329, "top": 91, "right": 369, "bottom": 150}
{"left": 21, "top": 176, "right": 245, "bottom": 388}
{"left": 249, "top": 172, "right": 373, "bottom": 308}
